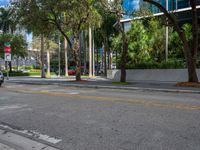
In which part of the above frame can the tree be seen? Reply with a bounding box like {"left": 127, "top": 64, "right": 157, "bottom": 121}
{"left": 0, "top": 7, "right": 18, "bottom": 34}
{"left": 16, "top": 0, "right": 101, "bottom": 81}
{"left": 32, "top": 35, "right": 58, "bottom": 77}
{"left": 16, "top": 0, "right": 57, "bottom": 78}
{"left": 94, "top": 10, "right": 117, "bottom": 76}
{"left": 100, "top": 0, "right": 129, "bottom": 82}
{"left": 0, "top": 34, "right": 27, "bottom": 71}
{"left": 144, "top": 0, "right": 199, "bottom": 82}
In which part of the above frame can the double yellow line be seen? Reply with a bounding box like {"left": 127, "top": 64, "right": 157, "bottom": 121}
{"left": 9, "top": 88, "right": 200, "bottom": 111}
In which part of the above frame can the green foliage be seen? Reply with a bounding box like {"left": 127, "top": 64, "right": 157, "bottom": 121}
{"left": 169, "top": 23, "right": 192, "bottom": 59}
{"left": 127, "top": 20, "right": 151, "bottom": 64}
{"left": 147, "top": 18, "right": 166, "bottom": 62}
{"left": 127, "top": 60, "right": 185, "bottom": 69}
{"left": 0, "top": 7, "right": 18, "bottom": 33}
{"left": 111, "top": 17, "right": 193, "bottom": 69}
{"left": 32, "top": 36, "right": 58, "bottom": 52}
{"left": 0, "top": 34, "right": 27, "bottom": 58}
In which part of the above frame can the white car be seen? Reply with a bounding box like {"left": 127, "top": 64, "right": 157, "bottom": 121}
{"left": 0, "top": 71, "right": 4, "bottom": 87}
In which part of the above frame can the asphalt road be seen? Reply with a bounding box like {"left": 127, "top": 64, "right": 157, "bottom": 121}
{"left": 0, "top": 83, "right": 200, "bottom": 150}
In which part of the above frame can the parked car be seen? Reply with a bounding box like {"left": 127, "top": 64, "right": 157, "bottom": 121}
{"left": 68, "top": 69, "right": 76, "bottom": 75}
{"left": 0, "top": 71, "right": 4, "bottom": 87}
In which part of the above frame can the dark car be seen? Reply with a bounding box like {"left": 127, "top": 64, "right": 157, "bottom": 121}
{"left": 0, "top": 71, "right": 4, "bottom": 87}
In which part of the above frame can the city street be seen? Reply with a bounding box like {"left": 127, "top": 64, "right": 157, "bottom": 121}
{"left": 0, "top": 83, "right": 200, "bottom": 150}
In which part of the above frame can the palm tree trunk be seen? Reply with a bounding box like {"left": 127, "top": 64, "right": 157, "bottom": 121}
{"left": 64, "top": 37, "right": 69, "bottom": 77}
{"left": 74, "top": 36, "right": 81, "bottom": 81}
{"left": 89, "top": 27, "right": 93, "bottom": 77}
{"left": 103, "top": 42, "right": 107, "bottom": 77}
{"left": 46, "top": 49, "right": 51, "bottom": 78}
{"left": 41, "top": 34, "right": 45, "bottom": 78}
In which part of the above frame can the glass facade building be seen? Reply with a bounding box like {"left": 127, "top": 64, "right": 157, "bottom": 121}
{"left": 123, "top": 0, "right": 200, "bottom": 15}
{"left": 146, "top": 0, "right": 199, "bottom": 14}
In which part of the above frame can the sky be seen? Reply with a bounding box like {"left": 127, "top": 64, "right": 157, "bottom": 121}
{"left": 0, "top": 0, "right": 9, "bottom": 7}
{"left": 123, "top": 0, "right": 140, "bottom": 14}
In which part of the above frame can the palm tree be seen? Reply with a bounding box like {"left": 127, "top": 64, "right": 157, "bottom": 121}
{"left": 0, "top": 7, "right": 17, "bottom": 34}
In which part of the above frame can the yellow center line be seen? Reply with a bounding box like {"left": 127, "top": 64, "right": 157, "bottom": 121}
{"left": 8, "top": 88, "right": 200, "bottom": 111}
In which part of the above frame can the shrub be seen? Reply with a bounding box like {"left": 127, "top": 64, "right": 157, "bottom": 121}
{"left": 126, "top": 60, "right": 185, "bottom": 69}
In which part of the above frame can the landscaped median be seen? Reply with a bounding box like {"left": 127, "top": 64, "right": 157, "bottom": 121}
{"left": 2, "top": 69, "right": 56, "bottom": 77}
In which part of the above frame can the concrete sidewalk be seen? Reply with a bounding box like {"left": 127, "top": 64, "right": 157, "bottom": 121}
{"left": 0, "top": 128, "right": 60, "bottom": 150}
{"left": 5, "top": 76, "right": 200, "bottom": 94}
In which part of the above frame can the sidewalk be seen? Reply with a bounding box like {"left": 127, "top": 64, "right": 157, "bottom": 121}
{"left": 5, "top": 76, "right": 200, "bottom": 94}
{"left": 0, "top": 128, "right": 60, "bottom": 150}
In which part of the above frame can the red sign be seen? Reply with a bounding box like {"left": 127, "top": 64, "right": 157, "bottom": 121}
{"left": 4, "top": 46, "right": 11, "bottom": 53}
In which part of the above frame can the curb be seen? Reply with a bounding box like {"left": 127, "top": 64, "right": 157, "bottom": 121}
{"left": 6, "top": 81, "right": 200, "bottom": 94}
{"left": 0, "top": 127, "right": 61, "bottom": 150}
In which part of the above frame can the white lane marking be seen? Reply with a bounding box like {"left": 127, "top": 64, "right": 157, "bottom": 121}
{"left": 0, "top": 124, "right": 62, "bottom": 144}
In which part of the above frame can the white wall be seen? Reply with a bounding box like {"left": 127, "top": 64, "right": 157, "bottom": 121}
{"left": 107, "top": 69, "right": 200, "bottom": 82}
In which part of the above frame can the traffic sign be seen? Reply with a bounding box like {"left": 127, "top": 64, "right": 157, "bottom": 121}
{"left": 4, "top": 42, "right": 11, "bottom": 47}
{"left": 4, "top": 46, "right": 11, "bottom": 53}
{"left": 5, "top": 53, "right": 12, "bottom": 61}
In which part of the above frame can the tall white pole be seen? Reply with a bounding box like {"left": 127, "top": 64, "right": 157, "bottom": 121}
{"left": 165, "top": 0, "right": 169, "bottom": 61}
{"left": 46, "top": 50, "right": 50, "bottom": 77}
{"left": 92, "top": 28, "right": 95, "bottom": 77}
{"left": 89, "top": 26, "right": 92, "bottom": 77}
{"left": 58, "top": 32, "right": 61, "bottom": 77}
{"left": 64, "top": 37, "right": 69, "bottom": 77}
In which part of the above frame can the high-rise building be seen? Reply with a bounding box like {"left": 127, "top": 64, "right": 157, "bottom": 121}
{"left": 122, "top": 0, "right": 200, "bottom": 26}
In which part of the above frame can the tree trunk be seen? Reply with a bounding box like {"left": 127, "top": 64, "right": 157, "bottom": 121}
{"left": 103, "top": 43, "right": 107, "bottom": 76}
{"left": 96, "top": 48, "right": 99, "bottom": 75}
{"left": 83, "top": 31, "right": 87, "bottom": 75}
{"left": 16, "top": 57, "right": 19, "bottom": 71}
{"left": 120, "top": 35, "right": 128, "bottom": 82}
{"left": 9, "top": 61, "right": 12, "bottom": 72}
{"left": 41, "top": 34, "right": 45, "bottom": 78}
{"left": 89, "top": 27, "right": 93, "bottom": 77}
{"left": 74, "top": 36, "right": 81, "bottom": 81}
{"left": 187, "top": 55, "right": 198, "bottom": 82}
{"left": 64, "top": 37, "right": 69, "bottom": 77}
{"left": 46, "top": 49, "right": 51, "bottom": 78}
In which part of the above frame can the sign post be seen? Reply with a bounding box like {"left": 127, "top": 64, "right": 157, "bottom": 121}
{"left": 4, "top": 42, "right": 11, "bottom": 80}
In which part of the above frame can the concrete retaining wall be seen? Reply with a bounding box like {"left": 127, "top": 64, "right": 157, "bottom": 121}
{"left": 107, "top": 69, "right": 200, "bottom": 82}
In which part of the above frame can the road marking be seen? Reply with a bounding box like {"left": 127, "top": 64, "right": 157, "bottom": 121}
{"left": 8, "top": 89, "right": 200, "bottom": 111}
